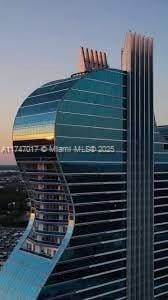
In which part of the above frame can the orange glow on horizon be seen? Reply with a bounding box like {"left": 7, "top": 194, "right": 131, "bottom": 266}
{"left": 13, "top": 133, "right": 54, "bottom": 141}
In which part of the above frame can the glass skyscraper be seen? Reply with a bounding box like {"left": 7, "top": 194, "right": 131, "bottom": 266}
{"left": 0, "top": 32, "right": 167, "bottom": 300}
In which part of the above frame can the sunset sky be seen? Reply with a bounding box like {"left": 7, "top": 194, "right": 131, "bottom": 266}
{"left": 0, "top": 0, "right": 168, "bottom": 165}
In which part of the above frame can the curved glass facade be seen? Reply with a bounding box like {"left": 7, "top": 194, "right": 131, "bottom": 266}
{"left": 38, "top": 69, "right": 128, "bottom": 299}
{"left": 0, "top": 32, "right": 168, "bottom": 300}
{"left": 13, "top": 77, "right": 79, "bottom": 258}
{"left": 0, "top": 68, "right": 128, "bottom": 300}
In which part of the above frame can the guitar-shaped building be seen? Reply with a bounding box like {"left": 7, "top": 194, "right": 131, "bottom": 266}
{"left": 0, "top": 32, "right": 167, "bottom": 300}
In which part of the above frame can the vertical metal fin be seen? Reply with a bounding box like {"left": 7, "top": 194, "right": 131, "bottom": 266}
{"left": 78, "top": 47, "right": 109, "bottom": 72}
{"left": 121, "top": 32, "right": 154, "bottom": 300}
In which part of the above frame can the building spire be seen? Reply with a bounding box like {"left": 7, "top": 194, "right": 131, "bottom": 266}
{"left": 79, "top": 46, "right": 108, "bottom": 72}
